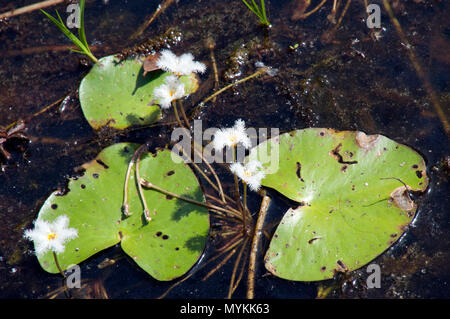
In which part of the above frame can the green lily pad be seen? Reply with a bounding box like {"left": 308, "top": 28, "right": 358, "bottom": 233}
{"left": 79, "top": 55, "right": 199, "bottom": 130}
{"left": 35, "top": 143, "right": 209, "bottom": 281}
{"left": 247, "top": 128, "right": 428, "bottom": 281}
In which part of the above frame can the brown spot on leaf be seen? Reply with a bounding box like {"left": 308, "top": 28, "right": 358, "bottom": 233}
{"left": 390, "top": 186, "right": 415, "bottom": 213}
{"left": 336, "top": 260, "right": 348, "bottom": 272}
{"left": 355, "top": 132, "right": 381, "bottom": 150}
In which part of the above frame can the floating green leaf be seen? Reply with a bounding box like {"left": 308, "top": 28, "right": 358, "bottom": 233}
{"left": 35, "top": 143, "right": 209, "bottom": 281}
{"left": 247, "top": 128, "right": 428, "bottom": 281}
{"left": 79, "top": 55, "right": 199, "bottom": 130}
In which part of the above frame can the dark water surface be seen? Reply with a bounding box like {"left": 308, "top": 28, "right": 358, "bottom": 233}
{"left": 0, "top": 0, "right": 449, "bottom": 298}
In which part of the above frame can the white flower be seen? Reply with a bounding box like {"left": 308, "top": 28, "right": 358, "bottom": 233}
{"left": 23, "top": 215, "right": 78, "bottom": 256}
{"left": 212, "top": 119, "right": 252, "bottom": 150}
{"left": 153, "top": 75, "right": 186, "bottom": 109}
{"left": 230, "top": 160, "right": 266, "bottom": 191}
{"left": 157, "top": 49, "right": 206, "bottom": 76}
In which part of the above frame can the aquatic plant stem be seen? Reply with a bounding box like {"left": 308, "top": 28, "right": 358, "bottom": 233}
{"left": 335, "top": 0, "right": 351, "bottom": 28}
{"left": 139, "top": 178, "right": 239, "bottom": 216}
{"left": 232, "top": 147, "right": 244, "bottom": 217}
{"left": 202, "top": 247, "right": 238, "bottom": 282}
{"left": 121, "top": 144, "right": 147, "bottom": 217}
{"left": 158, "top": 236, "right": 243, "bottom": 299}
{"left": 247, "top": 193, "right": 271, "bottom": 299}
{"left": 53, "top": 252, "right": 65, "bottom": 278}
{"left": 171, "top": 101, "right": 228, "bottom": 204}
{"left": 172, "top": 143, "right": 229, "bottom": 205}
{"left": 227, "top": 236, "right": 249, "bottom": 299}
{"left": 0, "top": 0, "right": 65, "bottom": 19}
{"left": 190, "top": 68, "right": 268, "bottom": 118}
{"left": 131, "top": 0, "right": 175, "bottom": 39}
{"left": 206, "top": 38, "right": 220, "bottom": 102}
{"left": 192, "top": 143, "right": 227, "bottom": 203}
{"left": 172, "top": 101, "right": 184, "bottom": 129}
{"left": 177, "top": 100, "right": 191, "bottom": 128}
{"left": 52, "top": 251, "right": 72, "bottom": 298}
{"left": 135, "top": 146, "right": 152, "bottom": 221}
{"left": 299, "top": 0, "right": 327, "bottom": 19}
{"left": 382, "top": 0, "right": 450, "bottom": 136}
{"left": 243, "top": 183, "right": 248, "bottom": 235}
{"left": 231, "top": 242, "right": 250, "bottom": 295}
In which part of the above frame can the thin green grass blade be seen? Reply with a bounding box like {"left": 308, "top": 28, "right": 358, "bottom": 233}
{"left": 41, "top": 7, "right": 97, "bottom": 63}
{"left": 41, "top": 9, "right": 87, "bottom": 51}
{"left": 260, "top": 0, "right": 268, "bottom": 24}
{"left": 78, "top": 0, "right": 91, "bottom": 54}
{"left": 242, "top": 0, "right": 260, "bottom": 16}
{"left": 251, "top": 0, "right": 263, "bottom": 16}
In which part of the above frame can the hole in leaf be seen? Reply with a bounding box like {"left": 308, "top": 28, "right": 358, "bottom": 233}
{"left": 96, "top": 159, "right": 109, "bottom": 169}
{"left": 166, "top": 170, "right": 175, "bottom": 176}
{"left": 296, "top": 162, "right": 305, "bottom": 182}
{"left": 162, "top": 235, "right": 169, "bottom": 240}
{"left": 155, "top": 231, "right": 162, "bottom": 237}
{"left": 81, "top": 184, "right": 86, "bottom": 189}
{"left": 331, "top": 143, "right": 358, "bottom": 165}
{"left": 336, "top": 260, "right": 348, "bottom": 272}
{"left": 51, "top": 204, "right": 58, "bottom": 210}
{"left": 92, "top": 173, "right": 99, "bottom": 179}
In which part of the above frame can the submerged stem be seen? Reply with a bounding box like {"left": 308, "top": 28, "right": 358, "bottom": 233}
{"left": 140, "top": 178, "right": 238, "bottom": 216}
{"left": 121, "top": 144, "right": 147, "bottom": 218}
{"left": 227, "top": 237, "right": 249, "bottom": 299}
{"left": 53, "top": 252, "right": 65, "bottom": 278}
{"left": 172, "top": 143, "right": 229, "bottom": 205}
{"left": 135, "top": 146, "right": 152, "bottom": 222}
{"left": 192, "top": 143, "right": 227, "bottom": 203}
{"left": 172, "top": 101, "right": 184, "bottom": 129}
{"left": 243, "top": 183, "right": 248, "bottom": 235}
{"left": 247, "top": 193, "right": 271, "bottom": 299}
{"left": 177, "top": 100, "right": 191, "bottom": 128}
{"left": 382, "top": 0, "right": 450, "bottom": 136}
{"left": 190, "top": 68, "right": 267, "bottom": 118}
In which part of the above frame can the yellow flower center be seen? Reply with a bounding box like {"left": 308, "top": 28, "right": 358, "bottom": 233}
{"left": 48, "top": 233, "right": 56, "bottom": 240}
{"left": 229, "top": 135, "right": 237, "bottom": 144}
{"left": 169, "top": 90, "right": 175, "bottom": 97}
{"left": 244, "top": 170, "right": 252, "bottom": 177}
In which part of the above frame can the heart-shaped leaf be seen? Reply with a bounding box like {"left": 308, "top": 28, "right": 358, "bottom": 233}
{"left": 79, "top": 55, "right": 199, "bottom": 130}
{"left": 35, "top": 143, "right": 209, "bottom": 281}
{"left": 247, "top": 128, "right": 428, "bottom": 281}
